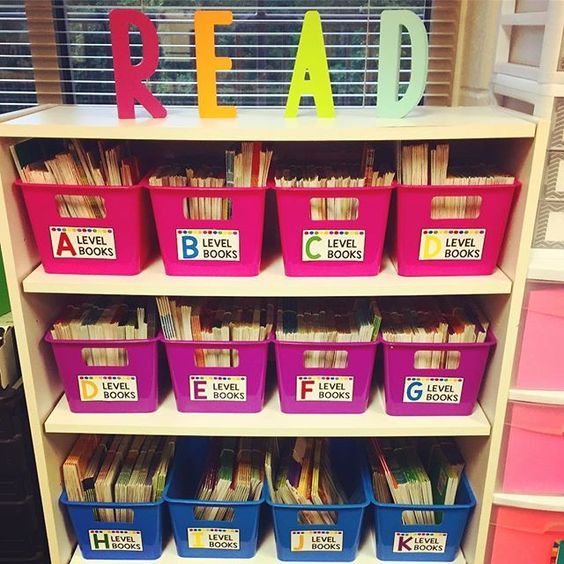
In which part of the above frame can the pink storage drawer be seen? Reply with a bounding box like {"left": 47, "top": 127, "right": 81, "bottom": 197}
{"left": 18, "top": 180, "right": 152, "bottom": 275}
{"left": 148, "top": 184, "right": 266, "bottom": 276}
{"left": 516, "top": 286, "right": 564, "bottom": 390}
{"left": 275, "top": 185, "right": 392, "bottom": 276}
{"left": 501, "top": 401, "right": 564, "bottom": 494}
{"left": 490, "top": 505, "right": 564, "bottom": 564}
{"left": 394, "top": 182, "right": 518, "bottom": 276}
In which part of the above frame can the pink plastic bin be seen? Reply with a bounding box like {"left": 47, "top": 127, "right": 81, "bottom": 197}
{"left": 148, "top": 184, "right": 266, "bottom": 276}
{"left": 45, "top": 332, "right": 159, "bottom": 413}
{"left": 490, "top": 505, "right": 564, "bottom": 564}
{"left": 274, "top": 339, "right": 377, "bottom": 413}
{"left": 516, "top": 285, "right": 564, "bottom": 390}
{"left": 382, "top": 330, "right": 496, "bottom": 416}
{"left": 18, "top": 180, "right": 152, "bottom": 275}
{"left": 394, "top": 182, "right": 519, "bottom": 276}
{"left": 162, "top": 338, "right": 269, "bottom": 413}
{"left": 275, "top": 185, "right": 392, "bottom": 276}
{"left": 501, "top": 401, "right": 564, "bottom": 494}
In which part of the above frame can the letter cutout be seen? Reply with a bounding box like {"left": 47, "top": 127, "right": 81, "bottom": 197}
{"left": 377, "top": 10, "right": 428, "bottom": 118}
{"left": 195, "top": 10, "right": 236, "bottom": 118}
{"left": 110, "top": 9, "right": 166, "bottom": 119}
{"left": 285, "top": 11, "right": 335, "bottom": 118}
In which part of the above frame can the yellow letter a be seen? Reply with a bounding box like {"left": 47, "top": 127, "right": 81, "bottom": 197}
{"left": 285, "top": 11, "right": 335, "bottom": 118}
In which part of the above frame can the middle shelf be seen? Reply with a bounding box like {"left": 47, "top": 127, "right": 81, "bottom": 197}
{"left": 45, "top": 386, "right": 491, "bottom": 436}
{"left": 23, "top": 255, "right": 513, "bottom": 297}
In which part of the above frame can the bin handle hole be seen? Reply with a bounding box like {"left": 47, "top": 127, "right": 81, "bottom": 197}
{"left": 192, "top": 505, "right": 235, "bottom": 522}
{"left": 401, "top": 510, "right": 443, "bottom": 525}
{"left": 310, "top": 197, "right": 359, "bottom": 221}
{"left": 81, "top": 348, "right": 129, "bottom": 367}
{"left": 414, "top": 350, "right": 460, "bottom": 370}
{"left": 56, "top": 194, "right": 107, "bottom": 219}
{"left": 184, "top": 197, "right": 233, "bottom": 220}
{"left": 304, "top": 350, "right": 348, "bottom": 368}
{"left": 93, "top": 508, "right": 135, "bottom": 523}
{"left": 430, "top": 195, "right": 481, "bottom": 219}
{"left": 297, "top": 509, "right": 338, "bottom": 524}
{"left": 194, "top": 348, "right": 240, "bottom": 368}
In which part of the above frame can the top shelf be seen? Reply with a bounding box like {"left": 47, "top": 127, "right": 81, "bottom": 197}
{"left": 0, "top": 105, "right": 536, "bottom": 141}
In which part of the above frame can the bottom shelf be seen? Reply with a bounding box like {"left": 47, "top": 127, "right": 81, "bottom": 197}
{"left": 69, "top": 530, "right": 466, "bottom": 563}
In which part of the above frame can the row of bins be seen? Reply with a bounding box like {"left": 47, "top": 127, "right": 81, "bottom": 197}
{"left": 19, "top": 179, "right": 519, "bottom": 277}
{"left": 63, "top": 437, "right": 476, "bottom": 562}
{"left": 47, "top": 331, "right": 496, "bottom": 416}
{"left": 0, "top": 384, "right": 49, "bottom": 562}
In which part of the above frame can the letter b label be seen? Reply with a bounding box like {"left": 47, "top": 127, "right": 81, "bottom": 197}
{"left": 181, "top": 235, "right": 199, "bottom": 259}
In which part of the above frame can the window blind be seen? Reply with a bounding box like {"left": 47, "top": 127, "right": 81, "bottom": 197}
{"left": 0, "top": 0, "right": 37, "bottom": 113}
{"left": 0, "top": 0, "right": 462, "bottom": 113}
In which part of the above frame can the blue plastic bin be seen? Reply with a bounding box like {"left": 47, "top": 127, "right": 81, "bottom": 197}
{"left": 364, "top": 468, "right": 476, "bottom": 562}
{"left": 164, "top": 437, "right": 264, "bottom": 559}
{"left": 267, "top": 439, "right": 369, "bottom": 562}
{"left": 60, "top": 491, "right": 168, "bottom": 560}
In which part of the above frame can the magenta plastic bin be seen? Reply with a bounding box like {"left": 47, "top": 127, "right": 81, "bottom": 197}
{"left": 382, "top": 331, "right": 496, "bottom": 416}
{"left": 275, "top": 185, "right": 392, "bottom": 276}
{"left": 394, "top": 181, "right": 519, "bottom": 276}
{"left": 162, "top": 338, "right": 269, "bottom": 413}
{"left": 18, "top": 180, "right": 152, "bottom": 275}
{"left": 45, "top": 332, "right": 159, "bottom": 413}
{"left": 148, "top": 184, "right": 266, "bottom": 276}
{"left": 274, "top": 339, "right": 377, "bottom": 414}
{"left": 501, "top": 401, "right": 564, "bottom": 494}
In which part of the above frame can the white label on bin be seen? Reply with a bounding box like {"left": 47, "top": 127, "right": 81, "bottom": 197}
{"left": 291, "top": 530, "right": 343, "bottom": 552}
{"left": 403, "top": 377, "right": 463, "bottom": 404}
{"left": 393, "top": 532, "right": 447, "bottom": 554}
{"left": 189, "top": 375, "right": 247, "bottom": 401}
{"left": 188, "top": 528, "right": 240, "bottom": 550}
{"left": 88, "top": 529, "right": 143, "bottom": 551}
{"left": 50, "top": 226, "right": 117, "bottom": 260}
{"left": 176, "top": 229, "right": 240, "bottom": 261}
{"left": 296, "top": 376, "right": 354, "bottom": 402}
{"left": 419, "top": 229, "right": 485, "bottom": 261}
{"left": 78, "top": 375, "right": 138, "bottom": 402}
{"left": 302, "top": 230, "right": 365, "bottom": 261}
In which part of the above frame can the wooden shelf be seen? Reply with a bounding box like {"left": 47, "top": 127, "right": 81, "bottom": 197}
{"left": 69, "top": 530, "right": 466, "bottom": 564}
{"left": 0, "top": 105, "right": 535, "bottom": 141}
{"left": 24, "top": 255, "right": 513, "bottom": 297}
{"left": 45, "top": 387, "right": 491, "bottom": 437}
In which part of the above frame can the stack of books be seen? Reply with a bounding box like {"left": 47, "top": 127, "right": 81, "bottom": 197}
{"left": 367, "top": 437, "right": 465, "bottom": 524}
{"left": 276, "top": 298, "right": 381, "bottom": 368}
{"left": 148, "top": 142, "right": 273, "bottom": 220}
{"left": 63, "top": 435, "right": 175, "bottom": 522}
{"left": 380, "top": 297, "right": 489, "bottom": 369}
{"left": 194, "top": 437, "right": 265, "bottom": 521}
{"left": 265, "top": 438, "right": 347, "bottom": 525}
{"left": 274, "top": 145, "right": 394, "bottom": 220}
{"left": 50, "top": 299, "right": 157, "bottom": 365}
{"left": 156, "top": 297, "right": 274, "bottom": 367}
{"left": 11, "top": 138, "right": 141, "bottom": 186}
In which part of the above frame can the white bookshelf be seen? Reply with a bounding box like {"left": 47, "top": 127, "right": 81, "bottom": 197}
{"left": 0, "top": 104, "right": 549, "bottom": 564}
